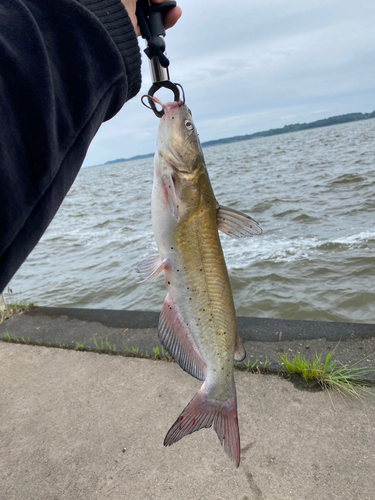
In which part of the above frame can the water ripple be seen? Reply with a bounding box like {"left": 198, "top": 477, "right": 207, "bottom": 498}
{"left": 7, "top": 119, "right": 375, "bottom": 323}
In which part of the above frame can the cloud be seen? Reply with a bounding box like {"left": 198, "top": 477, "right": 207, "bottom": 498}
{"left": 82, "top": 0, "right": 375, "bottom": 167}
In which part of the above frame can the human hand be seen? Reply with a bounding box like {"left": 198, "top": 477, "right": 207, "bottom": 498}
{"left": 121, "top": 0, "right": 182, "bottom": 37}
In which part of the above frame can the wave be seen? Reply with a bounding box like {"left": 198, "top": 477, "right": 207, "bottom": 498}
{"left": 222, "top": 229, "right": 375, "bottom": 267}
{"left": 9, "top": 119, "right": 375, "bottom": 323}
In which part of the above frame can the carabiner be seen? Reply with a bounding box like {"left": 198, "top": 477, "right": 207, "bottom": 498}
{"left": 145, "top": 81, "right": 185, "bottom": 117}
{"left": 136, "top": 0, "right": 183, "bottom": 118}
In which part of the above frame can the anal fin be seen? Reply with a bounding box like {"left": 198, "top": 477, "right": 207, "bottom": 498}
{"left": 158, "top": 294, "right": 207, "bottom": 381}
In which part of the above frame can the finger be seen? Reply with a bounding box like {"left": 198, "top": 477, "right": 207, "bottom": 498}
{"left": 163, "top": 6, "right": 182, "bottom": 30}
{"left": 149, "top": 0, "right": 182, "bottom": 30}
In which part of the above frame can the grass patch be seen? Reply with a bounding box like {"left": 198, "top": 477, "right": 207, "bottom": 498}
{"left": 75, "top": 342, "right": 87, "bottom": 351}
{"left": 279, "top": 351, "right": 375, "bottom": 396}
{"left": 0, "top": 300, "right": 34, "bottom": 324}
{"left": 0, "top": 333, "right": 174, "bottom": 362}
{"left": 2, "top": 329, "right": 374, "bottom": 395}
{"left": 152, "top": 346, "right": 172, "bottom": 361}
{"left": 235, "top": 357, "right": 270, "bottom": 373}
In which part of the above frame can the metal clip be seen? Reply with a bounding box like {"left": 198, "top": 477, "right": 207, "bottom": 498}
{"left": 142, "top": 82, "right": 184, "bottom": 117}
{"left": 136, "top": 0, "right": 182, "bottom": 117}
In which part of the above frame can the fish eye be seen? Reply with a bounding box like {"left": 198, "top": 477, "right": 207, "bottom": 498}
{"left": 185, "top": 120, "right": 194, "bottom": 131}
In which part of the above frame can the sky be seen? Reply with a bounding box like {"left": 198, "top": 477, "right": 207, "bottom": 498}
{"left": 82, "top": 0, "right": 375, "bottom": 167}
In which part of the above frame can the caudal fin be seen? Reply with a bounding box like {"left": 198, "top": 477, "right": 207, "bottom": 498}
{"left": 164, "top": 382, "right": 240, "bottom": 466}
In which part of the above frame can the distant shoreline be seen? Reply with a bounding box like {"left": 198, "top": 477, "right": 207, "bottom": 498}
{"left": 87, "top": 111, "right": 375, "bottom": 168}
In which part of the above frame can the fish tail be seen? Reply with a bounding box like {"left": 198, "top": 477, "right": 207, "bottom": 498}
{"left": 164, "top": 381, "right": 240, "bottom": 466}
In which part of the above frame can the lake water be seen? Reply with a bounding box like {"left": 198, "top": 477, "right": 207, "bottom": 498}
{"left": 7, "top": 119, "right": 375, "bottom": 323}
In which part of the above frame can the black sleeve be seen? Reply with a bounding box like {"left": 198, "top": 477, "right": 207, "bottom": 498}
{"left": 0, "top": 0, "right": 142, "bottom": 293}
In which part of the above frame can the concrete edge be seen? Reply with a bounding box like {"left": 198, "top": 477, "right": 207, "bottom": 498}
{"left": 22, "top": 306, "right": 375, "bottom": 341}
{"left": 1, "top": 307, "right": 375, "bottom": 385}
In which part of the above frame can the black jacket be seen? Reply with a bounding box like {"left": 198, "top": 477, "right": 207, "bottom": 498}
{"left": 0, "top": 0, "right": 141, "bottom": 292}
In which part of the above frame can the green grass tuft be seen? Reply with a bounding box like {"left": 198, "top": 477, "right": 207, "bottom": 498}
{"left": 242, "top": 359, "right": 263, "bottom": 371}
{"left": 279, "top": 351, "right": 375, "bottom": 396}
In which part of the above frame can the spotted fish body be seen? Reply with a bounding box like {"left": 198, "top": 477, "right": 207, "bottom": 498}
{"left": 137, "top": 99, "right": 262, "bottom": 466}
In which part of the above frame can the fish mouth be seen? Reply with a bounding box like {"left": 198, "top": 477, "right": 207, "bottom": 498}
{"left": 141, "top": 95, "right": 166, "bottom": 115}
{"left": 147, "top": 95, "right": 165, "bottom": 110}
{"left": 142, "top": 95, "right": 182, "bottom": 114}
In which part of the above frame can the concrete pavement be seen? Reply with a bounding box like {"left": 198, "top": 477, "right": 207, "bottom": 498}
{"left": 1, "top": 309, "right": 375, "bottom": 499}
{"left": 1, "top": 342, "right": 375, "bottom": 500}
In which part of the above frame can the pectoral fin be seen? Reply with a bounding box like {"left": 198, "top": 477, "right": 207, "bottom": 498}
{"left": 158, "top": 294, "right": 207, "bottom": 381}
{"left": 136, "top": 255, "right": 167, "bottom": 283}
{"left": 217, "top": 205, "right": 262, "bottom": 238}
